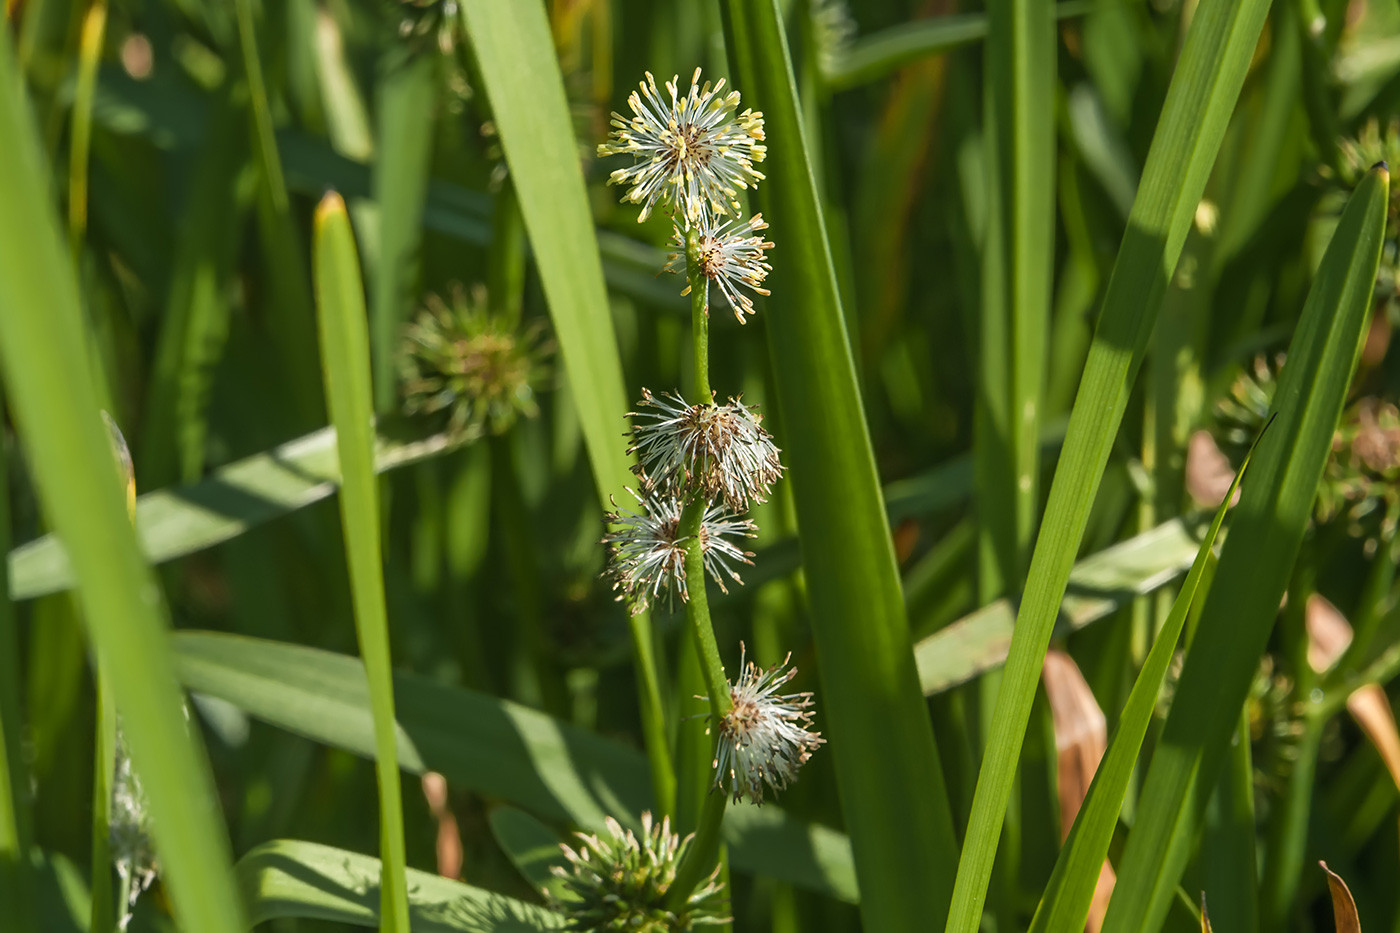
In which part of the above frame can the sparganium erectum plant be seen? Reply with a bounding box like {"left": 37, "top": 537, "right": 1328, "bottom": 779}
{"left": 587, "top": 65, "right": 821, "bottom": 922}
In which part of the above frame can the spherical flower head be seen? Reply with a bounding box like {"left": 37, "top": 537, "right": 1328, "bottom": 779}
{"left": 400, "top": 285, "right": 553, "bottom": 439}
{"left": 550, "top": 812, "right": 727, "bottom": 931}
{"left": 665, "top": 214, "right": 774, "bottom": 324}
{"left": 628, "top": 389, "right": 784, "bottom": 511}
{"left": 602, "top": 488, "right": 756, "bottom": 615}
{"left": 707, "top": 645, "right": 824, "bottom": 805}
{"left": 597, "top": 68, "right": 766, "bottom": 226}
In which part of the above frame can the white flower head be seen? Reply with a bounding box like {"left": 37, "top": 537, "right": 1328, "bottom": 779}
{"left": 665, "top": 214, "right": 774, "bottom": 324}
{"left": 550, "top": 812, "right": 727, "bottom": 930}
{"left": 707, "top": 645, "right": 824, "bottom": 805}
{"left": 602, "top": 488, "right": 756, "bottom": 615}
{"left": 598, "top": 68, "right": 766, "bottom": 225}
{"left": 628, "top": 389, "right": 783, "bottom": 511}
{"left": 111, "top": 726, "right": 157, "bottom": 931}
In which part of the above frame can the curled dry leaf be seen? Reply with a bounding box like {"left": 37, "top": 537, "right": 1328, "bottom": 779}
{"left": 1042, "top": 650, "right": 1116, "bottom": 933}
{"left": 1320, "top": 861, "right": 1362, "bottom": 933}
{"left": 1303, "top": 595, "right": 1400, "bottom": 794}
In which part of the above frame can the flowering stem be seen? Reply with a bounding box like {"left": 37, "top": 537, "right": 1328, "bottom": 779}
{"left": 679, "top": 498, "right": 732, "bottom": 718}
{"left": 685, "top": 227, "right": 712, "bottom": 403}
{"left": 665, "top": 782, "right": 728, "bottom": 914}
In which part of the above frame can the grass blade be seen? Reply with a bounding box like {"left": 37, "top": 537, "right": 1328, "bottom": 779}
{"left": 722, "top": 2, "right": 959, "bottom": 928}
{"left": 455, "top": 0, "right": 630, "bottom": 505}
{"left": 311, "top": 191, "right": 410, "bottom": 933}
{"left": 1029, "top": 427, "right": 1262, "bottom": 933}
{"left": 1101, "top": 165, "right": 1389, "bottom": 933}
{"left": 944, "top": 0, "right": 1273, "bottom": 926}
{"left": 0, "top": 28, "right": 245, "bottom": 933}
{"left": 237, "top": 839, "right": 562, "bottom": 931}
{"left": 456, "top": 0, "right": 672, "bottom": 816}
{"left": 9, "top": 423, "right": 470, "bottom": 601}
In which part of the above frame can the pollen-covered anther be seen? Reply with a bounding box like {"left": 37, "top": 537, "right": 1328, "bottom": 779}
{"left": 666, "top": 214, "right": 774, "bottom": 324}
{"left": 598, "top": 68, "right": 766, "bottom": 226}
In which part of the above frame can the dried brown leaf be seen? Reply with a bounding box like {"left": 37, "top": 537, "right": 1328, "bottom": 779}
{"left": 1042, "top": 650, "right": 1116, "bottom": 933}
{"left": 1320, "top": 861, "right": 1362, "bottom": 932}
{"left": 1346, "top": 684, "right": 1400, "bottom": 792}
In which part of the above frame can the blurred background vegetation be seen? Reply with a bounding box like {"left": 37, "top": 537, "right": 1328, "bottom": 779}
{"left": 5, "top": 0, "right": 1400, "bottom": 930}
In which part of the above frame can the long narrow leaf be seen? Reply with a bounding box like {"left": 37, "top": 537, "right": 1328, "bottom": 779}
{"left": 172, "top": 630, "right": 860, "bottom": 904}
{"left": 1029, "top": 426, "right": 1263, "bottom": 933}
{"left": 944, "top": 0, "right": 1273, "bottom": 926}
{"left": 0, "top": 29, "right": 245, "bottom": 933}
{"left": 455, "top": 0, "right": 673, "bottom": 815}
{"left": 312, "top": 192, "right": 410, "bottom": 933}
{"left": 455, "top": 0, "right": 631, "bottom": 504}
{"left": 237, "top": 839, "right": 562, "bottom": 931}
{"left": 1100, "top": 164, "right": 1389, "bottom": 933}
{"left": 721, "top": 3, "right": 959, "bottom": 929}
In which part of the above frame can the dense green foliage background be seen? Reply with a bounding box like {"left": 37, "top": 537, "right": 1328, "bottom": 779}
{"left": 4, "top": 0, "right": 1400, "bottom": 931}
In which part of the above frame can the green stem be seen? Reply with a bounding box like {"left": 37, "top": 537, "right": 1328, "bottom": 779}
{"left": 114, "top": 863, "right": 133, "bottom": 932}
{"left": 665, "top": 231, "right": 730, "bottom": 908}
{"left": 629, "top": 610, "right": 677, "bottom": 818}
{"left": 665, "top": 780, "right": 728, "bottom": 913}
{"left": 686, "top": 228, "right": 712, "bottom": 403}
{"left": 680, "top": 500, "right": 732, "bottom": 717}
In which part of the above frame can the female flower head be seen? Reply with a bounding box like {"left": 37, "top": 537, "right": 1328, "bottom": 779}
{"left": 627, "top": 389, "right": 783, "bottom": 512}
{"left": 598, "top": 69, "right": 766, "bottom": 225}
{"left": 665, "top": 214, "right": 774, "bottom": 324}
{"left": 707, "top": 646, "right": 824, "bottom": 805}
{"left": 551, "top": 812, "right": 727, "bottom": 931}
{"left": 602, "top": 488, "right": 756, "bottom": 614}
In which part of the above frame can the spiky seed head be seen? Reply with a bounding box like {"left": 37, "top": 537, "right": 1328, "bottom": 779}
{"left": 550, "top": 812, "right": 728, "bottom": 931}
{"left": 400, "top": 284, "right": 553, "bottom": 439}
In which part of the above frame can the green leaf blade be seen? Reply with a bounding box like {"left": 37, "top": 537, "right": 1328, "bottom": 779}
{"left": 237, "top": 839, "right": 564, "bottom": 931}
{"left": 1030, "top": 425, "right": 1264, "bottom": 933}
{"left": 0, "top": 29, "right": 245, "bottom": 933}
{"left": 1100, "top": 164, "right": 1390, "bottom": 933}
{"left": 723, "top": 3, "right": 959, "bottom": 929}
{"left": 944, "top": 0, "right": 1274, "bottom": 927}
{"left": 312, "top": 191, "right": 411, "bottom": 933}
